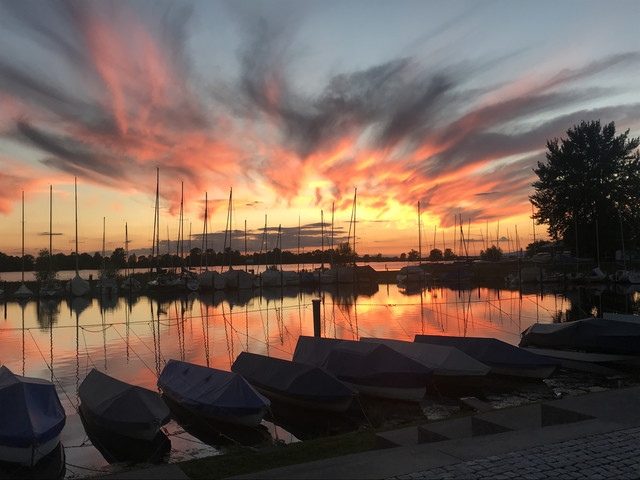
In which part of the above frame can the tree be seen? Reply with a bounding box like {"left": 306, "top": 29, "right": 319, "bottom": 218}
{"left": 407, "top": 249, "right": 420, "bottom": 261}
{"left": 35, "top": 249, "right": 57, "bottom": 282}
{"left": 334, "top": 242, "right": 355, "bottom": 266}
{"left": 530, "top": 120, "right": 640, "bottom": 259}
{"left": 443, "top": 248, "right": 455, "bottom": 260}
{"left": 481, "top": 245, "right": 503, "bottom": 262}
{"left": 428, "top": 248, "right": 443, "bottom": 261}
{"left": 111, "top": 247, "right": 126, "bottom": 269}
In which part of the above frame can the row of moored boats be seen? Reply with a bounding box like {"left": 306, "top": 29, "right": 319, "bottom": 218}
{"left": 3, "top": 313, "right": 639, "bottom": 477}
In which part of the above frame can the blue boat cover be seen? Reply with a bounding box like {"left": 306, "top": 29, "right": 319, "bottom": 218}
{"left": 231, "top": 352, "right": 355, "bottom": 405}
{"left": 519, "top": 318, "right": 640, "bottom": 355}
{"left": 157, "top": 360, "right": 270, "bottom": 419}
{"left": 293, "top": 336, "right": 433, "bottom": 388}
{"left": 0, "top": 366, "right": 66, "bottom": 448}
{"left": 414, "top": 335, "right": 559, "bottom": 368}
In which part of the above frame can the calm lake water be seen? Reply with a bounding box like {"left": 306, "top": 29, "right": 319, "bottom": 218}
{"left": 1, "top": 268, "right": 639, "bottom": 478}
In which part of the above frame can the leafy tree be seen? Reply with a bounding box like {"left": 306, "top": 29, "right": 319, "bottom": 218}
{"left": 111, "top": 247, "right": 126, "bottom": 269}
{"left": 407, "top": 249, "right": 420, "bottom": 261}
{"left": 530, "top": 120, "right": 640, "bottom": 259}
{"left": 481, "top": 245, "right": 503, "bottom": 261}
{"left": 443, "top": 248, "right": 455, "bottom": 260}
{"left": 334, "top": 242, "right": 355, "bottom": 266}
{"left": 35, "top": 249, "right": 57, "bottom": 282}
{"left": 525, "top": 240, "right": 552, "bottom": 258}
{"left": 429, "top": 248, "right": 443, "bottom": 261}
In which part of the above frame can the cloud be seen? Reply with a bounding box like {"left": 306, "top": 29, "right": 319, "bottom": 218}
{"left": 0, "top": 1, "right": 638, "bottom": 233}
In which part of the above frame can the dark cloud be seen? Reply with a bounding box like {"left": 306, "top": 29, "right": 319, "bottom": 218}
{"left": 0, "top": 2, "right": 638, "bottom": 232}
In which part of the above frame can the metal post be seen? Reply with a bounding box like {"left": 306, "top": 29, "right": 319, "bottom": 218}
{"left": 312, "top": 299, "right": 321, "bottom": 337}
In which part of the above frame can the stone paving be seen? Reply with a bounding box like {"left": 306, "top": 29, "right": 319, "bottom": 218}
{"left": 389, "top": 426, "right": 640, "bottom": 479}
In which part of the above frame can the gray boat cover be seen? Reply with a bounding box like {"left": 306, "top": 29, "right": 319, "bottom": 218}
{"left": 293, "top": 336, "right": 433, "bottom": 388}
{"left": 231, "top": 352, "right": 355, "bottom": 405}
{"left": 0, "top": 366, "right": 66, "bottom": 449}
{"left": 519, "top": 317, "right": 640, "bottom": 355}
{"left": 360, "top": 337, "right": 490, "bottom": 376}
{"left": 78, "top": 369, "right": 170, "bottom": 440}
{"left": 415, "top": 335, "right": 560, "bottom": 368}
{"left": 157, "top": 359, "right": 269, "bottom": 419}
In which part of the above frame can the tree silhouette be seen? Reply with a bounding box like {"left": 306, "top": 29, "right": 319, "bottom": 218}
{"left": 531, "top": 120, "right": 640, "bottom": 259}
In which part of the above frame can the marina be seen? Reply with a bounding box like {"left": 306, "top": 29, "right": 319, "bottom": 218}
{"left": 0, "top": 267, "right": 639, "bottom": 478}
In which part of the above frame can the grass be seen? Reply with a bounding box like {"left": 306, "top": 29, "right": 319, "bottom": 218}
{"left": 177, "top": 429, "right": 378, "bottom": 479}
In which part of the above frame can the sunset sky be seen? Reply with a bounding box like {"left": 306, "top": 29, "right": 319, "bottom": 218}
{"left": 0, "top": 0, "right": 638, "bottom": 259}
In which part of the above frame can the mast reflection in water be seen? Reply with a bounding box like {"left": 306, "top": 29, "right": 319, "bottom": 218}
{"left": 0, "top": 280, "right": 638, "bottom": 476}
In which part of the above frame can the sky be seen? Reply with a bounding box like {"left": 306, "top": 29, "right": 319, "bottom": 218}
{"left": 0, "top": 0, "right": 639, "bottom": 259}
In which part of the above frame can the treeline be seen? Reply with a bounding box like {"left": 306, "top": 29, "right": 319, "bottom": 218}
{"left": 0, "top": 241, "right": 549, "bottom": 275}
{"left": 0, "top": 245, "right": 401, "bottom": 274}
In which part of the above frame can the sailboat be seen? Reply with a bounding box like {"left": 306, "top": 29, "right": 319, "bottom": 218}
{"left": 40, "top": 186, "right": 63, "bottom": 298}
{"left": 147, "top": 179, "right": 199, "bottom": 293}
{"left": 14, "top": 191, "right": 33, "bottom": 300}
{"left": 219, "top": 188, "right": 254, "bottom": 289}
{"left": 259, "top": 224, "right": 300, "bottom": 287}
{"left": 99, "top": 217, "right": 118, "bottom": 296}
{"left": 66, "top": 178, "right": 91, "bottom": 297}
{"left": 197, "top": 192, "right": 225, "bottom": 290}
{"left": 120, "top": 223, "right": 141, "bottom": 294}
{"left": 397, "top": 201, "right": 428, "bottom": 286}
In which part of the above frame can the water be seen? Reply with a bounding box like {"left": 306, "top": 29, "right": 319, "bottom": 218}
{"left": 0, "top": 274, "right": 638, "bottom": 478}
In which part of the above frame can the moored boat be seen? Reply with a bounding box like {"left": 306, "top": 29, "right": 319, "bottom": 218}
{"left": 293, "top": 336, "right": 433, "bottom": 402}
{"left": 360, "top": 337, "right": 490, "bottom": 395}
{"left": 157, "top": 359, "right": 270, "bottom": 427}
{"left": 231, "top": 352, "right": 356, "bottom": 412}
{"left": 519, "top": 317, "right": 640, "bottom": 356}
{"left": 414, "top": 334, "right": 560, "bottom": 380}
{"left": 0, "top": 366, "right": 66, "bottom": 468}
{"left": 78, "top": 369, "right": 171, "bottom": 442}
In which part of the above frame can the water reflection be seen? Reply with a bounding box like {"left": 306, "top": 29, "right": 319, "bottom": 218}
{"left": 0, "top": 282, "right": 638, "bottom": 476}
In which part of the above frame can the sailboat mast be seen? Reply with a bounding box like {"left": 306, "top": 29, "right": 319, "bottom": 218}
{"left": 418, "top": 201, "right": 422, "bottom": 265}
{"left": 245, "top": 219, "right": 248, "bottom": 272}
{"left": 21, "top": 190, "right": 25, "bottom": 283}
{"left": 74, "top": 178, "right": 79, "bottom": 273}
{"left": 330, "top": 202, "right": 334, "bottom": 267}
{"left": 102, "top": 217, "right": 106, "bottom": 272}
{"left": 321, "top": 210, "right": 325, "bottom": 270}
{"left": 352, "top": 188, "right": 357, "bottom": 266}
{"left": 125, "top": 222, "right": 129, "bottom": 277}
{"left": 49, "top": 185, "right": 53, "bottom": 273}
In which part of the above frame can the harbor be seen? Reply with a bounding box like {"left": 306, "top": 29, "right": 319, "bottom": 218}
{"left": 1, "top": 265, "right": 639, "bottom": 478}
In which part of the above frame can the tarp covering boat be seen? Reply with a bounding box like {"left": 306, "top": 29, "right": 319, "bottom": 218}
{"left": 231, "top": 352, "right": 355, "bottom": 412}
{"left": 78, "top": 369, "right": 170, "bottom": 442}
{"left": 360, "top": 337, "right": 490, "bottom": 376}
{"left": 158, "top": 359, "right": 270, "bottom": 427}
{"left": 519, "top": 317, "right": 640, "bottom": 355}
{"left": 414, "top": 335, "right": 559, "bottom": 379}
{"left": 415, "top": 335, "right": 559, "bottom": 369}
{"left": 0, "top": 366, "right": 66, "bottom": 466}
{"left": 293, "top": 336, "right": 433, "bottom": 401}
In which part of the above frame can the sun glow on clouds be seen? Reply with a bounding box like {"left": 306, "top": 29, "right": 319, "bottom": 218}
{"left": 0, "top": 2, "right": 638, "bottom": 254}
